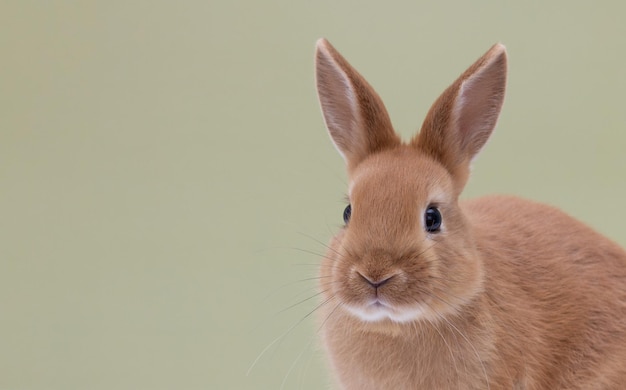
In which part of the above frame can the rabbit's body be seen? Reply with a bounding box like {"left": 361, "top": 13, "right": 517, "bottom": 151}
{"left": 314, "top": 39, "right": 626, "bottom": 389}
{"left": 321, "top": 194, "right": 626, "bottom": 389}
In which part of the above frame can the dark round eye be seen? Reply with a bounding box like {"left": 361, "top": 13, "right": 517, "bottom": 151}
{"left": 343, "top": 204, "right": 352, "bottom": 224}
{"left": 424, "top": 206, "right": 442, "bottom": 232}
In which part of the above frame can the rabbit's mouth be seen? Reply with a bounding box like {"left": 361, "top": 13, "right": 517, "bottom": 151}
{"left": 345, "top": 298, "right": 426, "bottom": 323}
{"left": 371, "top": 299, "right": 386, "bottom": 308}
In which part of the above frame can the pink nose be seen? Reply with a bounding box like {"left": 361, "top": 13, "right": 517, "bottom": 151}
{"left": 357, "top": 272, "right": 394, "bottom": 289}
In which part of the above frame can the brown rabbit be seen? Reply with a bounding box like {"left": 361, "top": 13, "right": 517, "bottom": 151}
{"left": 314, "top": 38, "right": 626, "bottom": 389}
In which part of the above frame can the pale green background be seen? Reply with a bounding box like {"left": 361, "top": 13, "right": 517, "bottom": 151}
{"left": 2, "top": 1, "right": 625, "bottom": 389}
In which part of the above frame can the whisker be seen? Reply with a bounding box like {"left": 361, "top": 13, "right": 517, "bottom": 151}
{"left": 418, "top": 302, "right": 462, "bottom": 389}
{"left": 276, "top": 289, "right": 330, "bottom": 315}
{"left": 411, "top": 240, "right": 439, "bottom": 259}
{"left": 297, "top": 340, "right": 316, "bottom": 390}
{"left": 247, "top": 279, "right": 335, "bottom": 345}
{"left": 276, "top": 294, "right": 335, "bottom": 384}
{"left": 261, "top": 276, "right": 331, "bottom": 302}
{"left": 288, "top": 247, "right": 331, "bottom": 260}
{"left": 279, "top": 298, "right": 340, "bottom": 390}
{"left": 419, "top": 300, "right": 468, "bottom": 390}
{"left": 443, "top": 316, "right": 490, "bottom": 390}
{"left": 297, "top": 231, "right": 345, "bottom": 259}
{"left": 422, "top": 281, "right": 467, "bottom": 303}
{"left": 247, "top": 294, "right": 336, "bottom": 377}
{"left": 246, "top": 333, "right": 283, "bottom": 377}
{"left": 316, "top": 300, "right": 342, "bottom": 334}
{"left": 280, "top": 340, "right": 312, "bottom": 390}
{"left": 418, "top": 293, "right": 491, "bottom": 389}
{"left": 289, "top": 281, "right": 338, "bottom": 301}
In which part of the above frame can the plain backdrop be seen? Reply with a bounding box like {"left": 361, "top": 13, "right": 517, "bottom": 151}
{"left": 2, "top": 1, "right": 626, "bottom": 389}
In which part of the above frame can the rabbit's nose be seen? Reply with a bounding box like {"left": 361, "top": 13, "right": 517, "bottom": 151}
{"left": 357, "top": 272, "right": 394, "bottom": 289}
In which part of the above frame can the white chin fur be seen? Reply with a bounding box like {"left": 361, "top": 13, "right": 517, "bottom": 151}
{"left": 346, "top": 303, "right": 425, "bottom": 323}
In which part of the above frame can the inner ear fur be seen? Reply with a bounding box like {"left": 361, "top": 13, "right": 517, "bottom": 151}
{"left": 315, "top": 39, "right": 401, "bottom": 171}
{"left": 412, "top": 44, "right": 508, "bottom": 193}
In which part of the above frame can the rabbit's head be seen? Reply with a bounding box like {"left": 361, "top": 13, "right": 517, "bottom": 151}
{"left": 315, "top": 39, "right": 507, "bottom": 324}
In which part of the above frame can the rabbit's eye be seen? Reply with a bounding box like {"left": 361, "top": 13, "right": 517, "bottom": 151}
{"left": 343, "top": 204, "right": 352, "bottom": 224}
{"left": 424, "top": 206, "right": 442, "bottom": 232}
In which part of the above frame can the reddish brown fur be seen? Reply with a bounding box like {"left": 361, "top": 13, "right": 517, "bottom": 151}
{"left": 314, "top": 38, "right": 626, "bottom": 389}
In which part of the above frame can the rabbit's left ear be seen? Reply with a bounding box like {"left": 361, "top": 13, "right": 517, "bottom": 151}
{"left": 413, "top": 44, "right": 507, "bottom": 192}
{"left": 315, "top": 39, "right": 400, "bottom": 171}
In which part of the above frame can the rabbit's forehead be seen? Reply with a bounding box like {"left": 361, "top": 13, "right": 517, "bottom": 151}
{"left": 349, "top": 150, "right": 452, "bottom": 204}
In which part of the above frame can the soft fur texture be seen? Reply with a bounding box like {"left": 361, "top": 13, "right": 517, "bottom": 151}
{"left": 314, "top": 38, "right": 626, "bottom": 389}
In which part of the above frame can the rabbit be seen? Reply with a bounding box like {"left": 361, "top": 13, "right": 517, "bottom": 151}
{"left": 313, "top": 38, "right": 626, "bottom": 390}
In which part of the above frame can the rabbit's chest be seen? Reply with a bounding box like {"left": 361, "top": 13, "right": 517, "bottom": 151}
{"left": 324, "top": 324, "right": 494, "bottom": 389}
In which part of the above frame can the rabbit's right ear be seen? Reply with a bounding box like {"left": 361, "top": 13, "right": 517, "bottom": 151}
{"left": 315, "top": 39, "right": 400, "bottom": 171}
